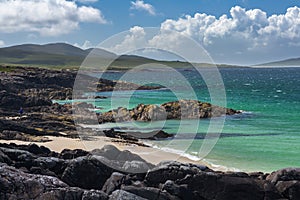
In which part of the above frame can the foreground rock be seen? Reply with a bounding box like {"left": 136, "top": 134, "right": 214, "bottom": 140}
{"left": 98, "top": 100, "right": 240, "bottom": 123}
{"left": 0, "top": 143, "right": 300, "bottom": 199}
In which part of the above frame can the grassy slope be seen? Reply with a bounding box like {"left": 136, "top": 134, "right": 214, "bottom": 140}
{"left": 0, "top": 43, "right": 245, "bottom": 70}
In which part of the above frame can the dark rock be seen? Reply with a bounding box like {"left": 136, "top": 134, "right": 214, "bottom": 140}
{"left": 109, "top": 190, "right": 147, "bottom": 200}
{"left": 162, "top": 180, "right": 191, "bottom": 200}
{"left": 60, "top": 148, "right": 89, "bottom": 159}
{"left": 0, "top": 149, "right": 12, "bottom": 164}
{"left": 102, "top": 172, "right": 126, "bottom": 195}
{"left": 122, "top": 185, "right": 180, "bottom": 200}
{"left": 82, "top": 190, "right": 109, "bottom": 200}
{"left": 61, "top": 155, "right": 114, "bottom": 189}
{"left": 0, "top": 130, "right": 51, "bottom": 142}
{"left": 177, "top": 172, "right": 265, "bottom": 200}
{"left": 103, "top": 128, "right": 173, "bottom": 143}
{"left": 0, "top": 156, "right": 110, "bottom": 200}
{"left": 28, "top": 143, "right": 51, "bottom": 155}
{"left": 145, "top": 161, "right": 208, "bottom": 186}
{"left": 91, "top": 145, "right": 154, "bottom": 173}
{"left": 266, "top": 168, "right": 300, "bottom": 184}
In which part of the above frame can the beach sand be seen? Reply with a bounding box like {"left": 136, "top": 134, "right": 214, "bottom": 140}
{"left": 0, "top": 136, "right": 230, "bottom": 171}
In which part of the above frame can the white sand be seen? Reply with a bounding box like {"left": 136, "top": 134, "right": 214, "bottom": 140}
{"left": 0, "top": 136, "right": 230, "bottom": 171}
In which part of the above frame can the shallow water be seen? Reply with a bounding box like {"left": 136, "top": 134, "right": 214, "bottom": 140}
{"left": 57, "top": 67, "right": 300, "bottom": 172}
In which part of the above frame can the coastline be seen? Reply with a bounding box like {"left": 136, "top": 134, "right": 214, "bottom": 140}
{"left": 0, "top": 136, "right": 240, "bottom": 172}
{"left": 0, "top": 135, "right": 238, "bottom": 172}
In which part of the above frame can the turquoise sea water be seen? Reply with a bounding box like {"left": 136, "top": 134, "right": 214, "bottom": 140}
{"left": 58, "top": 67, "right": 300, "bottom": 172}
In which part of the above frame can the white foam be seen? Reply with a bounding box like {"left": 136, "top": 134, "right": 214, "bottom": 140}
{"left": 143, "top": 141, "right": 241, "bottom": 171}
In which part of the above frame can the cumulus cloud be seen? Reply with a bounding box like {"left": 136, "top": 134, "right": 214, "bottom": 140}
{"left": 157, "top": 6, "right": 300, "bottom": 64}
{"left": 0, "top": 0, "right": 106, "bottom": 36}
{"left": 130, "top": 0, "right": 156, "bottom": 16}
{"left": 74, "top": 40, "right": 93, "bottom": 49}
{"left": 108, "top": 26, "right": 147, "bottom": 54}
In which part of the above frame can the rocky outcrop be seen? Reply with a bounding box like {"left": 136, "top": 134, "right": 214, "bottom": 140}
{"left": 0, "top": 130, "right": 51, "bottom": 142}
{"left": 0, "top": 66, "right": 162, "bottom": 109}
{"left": 98, "top": 100, "right": 240, "bottom": 124}
{"left": 0, "top": 163, "right": 109, "bottom": 200}
{"left": 0, "top": 143, "right": 300, "bottom": 200}
{"left": 103, "top": 128, "right": 174, "bottom": 141}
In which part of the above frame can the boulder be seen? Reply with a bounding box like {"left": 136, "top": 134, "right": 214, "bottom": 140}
{"left": 102, "top": 172, "right": 126, "bottom": 195}
{"left": 145, "top": 161, "right": 208, "bottom": 186}
{"left": 61, "top": 155, "right": 114, "bottom": 189}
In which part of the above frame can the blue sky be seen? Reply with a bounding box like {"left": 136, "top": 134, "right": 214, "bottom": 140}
{"left": 0, "top": 0, "right": 300, "bottom": 65}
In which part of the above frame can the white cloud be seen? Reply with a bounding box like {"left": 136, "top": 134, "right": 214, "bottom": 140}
{"left": 101, "top": 6, "right": 300, "bottom": 65}
{"left": 130, "top": 0, "right": 156, "bottom": 16}
{"left": 74, "top": 40, "right": 93, "bottom": 49}
{"left": 108, "top": 26, "right": 147, "bottom": 54}
{"left": 0, "top": 0, "right": 106, "bottom": 36}
{"left": 155, "top": 6, "right": 300, "bottom": 64}
{"left": 0, "top": 40, "right": 5, "bottom": 47}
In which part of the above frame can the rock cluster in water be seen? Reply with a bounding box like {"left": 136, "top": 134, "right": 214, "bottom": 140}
{"left": 98, "top": 100, "right": 240, "bottom": 123}
{"left": 0, "top": 143, "right": 300, "bottom": 200}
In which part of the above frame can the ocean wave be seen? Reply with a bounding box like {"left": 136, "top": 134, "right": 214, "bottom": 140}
{"left": 143, "top": 141, "right": 241, "bottom": 171}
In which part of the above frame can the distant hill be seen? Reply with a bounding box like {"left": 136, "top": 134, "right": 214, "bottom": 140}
{"left": 0, "top": 43, "right": 245, "bottom": 69}
{"left": 0, "top": 43, "right": 119, "bottom": 68}
{"left": 257, "top": 57, "right": 300, "bottom": 66}
{"left": 0, "top": 43, "right": 167, "bottom": 69}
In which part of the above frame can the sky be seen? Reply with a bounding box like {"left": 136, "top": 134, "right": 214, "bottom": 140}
{"left": 0, "top": 0, "right": 300, "bottom": 65}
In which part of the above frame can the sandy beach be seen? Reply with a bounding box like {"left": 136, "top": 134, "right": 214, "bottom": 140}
{"left": 0, "top": 136, "right": 230, "bottom": 171}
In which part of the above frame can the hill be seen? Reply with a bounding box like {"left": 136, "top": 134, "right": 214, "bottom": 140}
{"left": 0, "top": 43, "right": 165, "bottom": 69}
{"left": 0, "top": 43, "right": 245, "bottom": 69}
{"left": 257, "top": 57, "right": 300, "bottom": 66}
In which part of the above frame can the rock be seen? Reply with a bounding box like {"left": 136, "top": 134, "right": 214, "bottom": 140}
{"left": 91, "top": 145, "right": 154, "bottom": 173}
{"left": 0, "top": 130, "right": 51, "bottom": 142}
{"left": 99, "top": 100, "right": 239, "bottom": 124}
{"left": 28, "top": 143, "right": 51, "bottom": 155}
{"left": 102, "top": 172, "right": 126, "bottom": 195}
{"left": 145, "top": 161, "right": 208, "bottom": 186}
{"left": 266, "top": 168, "right": 300, "bottom": 184}
{"left": 59, "top": 148, "right": 89, "bottom": 159}
{"left": 103, "top": 128, "right": 173, "bottom": 141}
{"left": 0, "top": 163, "right": 109, "bottom": 200}
{"left": 162, "top": 180, "right": 179, "bottom": 194}
{"left": 109, "top": 190, "right": 147, "bottom": 200}
{"left": 122, "top": 185, "right": 180, "bottom": 200}
{"left": 275, "top": 181, "right": 300, "bottom": 199}
{"left": 82, "top": 190, "right": 109, "bottom": 200}
{"left": 177, "top": 172, "right": 265, "bottom": 200}
{"left": 0, "top": 149, "right": 12, "bottom": 164}
{"left": 162, "top": 180, "right": 191, "bottom": 200}
{"left": 61, "top": 155, "right": 114, "bottom": 189}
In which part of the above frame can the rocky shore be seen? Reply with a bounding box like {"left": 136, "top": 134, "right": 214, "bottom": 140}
{"left": 1, "top": 65, "right": 299, "bottom": 199}
{"left": 1, "top": 143, "right": 300, "bottom": 200}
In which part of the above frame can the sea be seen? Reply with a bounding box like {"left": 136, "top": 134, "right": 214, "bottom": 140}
{"left": 56, "top": 66, "right": 300, "bottom": 172}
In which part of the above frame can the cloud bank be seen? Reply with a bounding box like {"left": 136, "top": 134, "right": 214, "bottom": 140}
{"left": 111, "top": 6, "right": 300, "bottom": 65}
{"left": 0, "top": 0, "right": 106, "bottom": 36}
{"left": 158, "top": 6, "right": 300, "bottom": 64}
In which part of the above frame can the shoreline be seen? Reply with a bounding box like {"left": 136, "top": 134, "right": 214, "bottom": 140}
{"left": 0, "top": 135, "right": 240, "bottom": 172}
